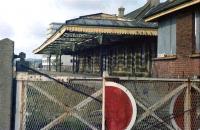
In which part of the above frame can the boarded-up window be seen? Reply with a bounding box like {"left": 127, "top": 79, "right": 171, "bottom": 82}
{"left": 195, "top": 10, "right": 200, "bottom": 52}
{"left": 158, "top": 16, "right": 176, "bottom": 56}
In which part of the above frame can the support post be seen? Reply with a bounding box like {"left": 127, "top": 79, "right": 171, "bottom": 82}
{"left": 59, "top": 54, "right": 62, "bottom": 72}
{"left": 184, "top": 79, "right": 192, "bottom": 130}
{"left": 0, "top": 39, "right": 14, "bottom": 130}
{"left": 55, "top": 55, "right": 58, "bottom": 72}
{"left": 102, "top": 71, "right": 108, "bottom": 130}
{"left": 100, "top": 47, "right": 104, "bottom": 76}
{"left": 72, "top": 54, "right": 75, "bottom": 73}
{"left": 48, "top": 54, "right": 51, "bottom": 71}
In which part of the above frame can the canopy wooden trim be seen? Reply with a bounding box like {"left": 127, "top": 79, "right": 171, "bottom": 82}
{"left": 145, "top": 0, "right": 200, "bottom": 22}
{"left": 33, "top": 25, "right": 157, "bottom": 54}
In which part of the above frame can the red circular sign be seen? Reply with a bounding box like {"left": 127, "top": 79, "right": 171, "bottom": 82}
{"left": 105, "top": 82, "right": 137, "bottom": 130}
{"left": 170, "top": 91, "right": 199, "bottom": 130}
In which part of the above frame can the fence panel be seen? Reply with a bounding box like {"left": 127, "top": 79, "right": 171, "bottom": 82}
{"left": 16, "top": 72, "right": 102, "bottom": 130}
{"left": 114, "top": 79, "right": 200, "bottom": 130}
{"left": 16, "top": 71, "right": 200, "bottom": 130}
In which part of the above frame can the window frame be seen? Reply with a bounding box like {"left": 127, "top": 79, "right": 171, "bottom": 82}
{"left": 195, "top": 9, "right": 200, "bottom": 53}
{"left": 157, "top": 16, "right": 177, "bottom": 58}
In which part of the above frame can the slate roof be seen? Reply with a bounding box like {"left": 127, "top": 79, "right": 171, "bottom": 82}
{"left": 65, "top": 18, "right": 157, "bottom": 28}
{"left": 124, "top": 1, "right": 152, "bottom": 21}
{"left": 145, "top": 0, "right": 190, "bottom": 18}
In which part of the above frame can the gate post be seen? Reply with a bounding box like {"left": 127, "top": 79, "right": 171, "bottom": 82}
{"left": 15, "top": 73, "right": 28, "bottom": 130}
{"left": 0, "top": 38, "right": 14, "bottom": 130}
{"left": 184, "top": 79, "right": 192, "bottom": 130}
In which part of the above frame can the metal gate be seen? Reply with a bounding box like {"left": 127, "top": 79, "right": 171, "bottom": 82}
{"left": 15, "top": 71, "right": 103, "bottom": 130}
{"left": 116, "top": 78, "right": 200, "bottom": 130}
{"left": 14, "top": 68, "right": 200, "bottom": 130}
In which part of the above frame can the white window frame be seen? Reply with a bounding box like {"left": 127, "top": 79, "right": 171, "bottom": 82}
{"left": 195, "top": 10, "right": 200, "bottom": 53}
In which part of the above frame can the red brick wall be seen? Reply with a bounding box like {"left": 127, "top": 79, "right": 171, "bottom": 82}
{"left": 152, "top": 8, "right": 200, "bottom": 78}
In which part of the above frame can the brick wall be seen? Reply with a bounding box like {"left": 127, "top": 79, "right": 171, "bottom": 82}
{"left": 152, "top": 7, "right": 200, "bottom": 78}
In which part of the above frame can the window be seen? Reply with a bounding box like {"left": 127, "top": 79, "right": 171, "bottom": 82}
{"left": 195, "top": 10, "right": 200, "bottom": 53}
{"left": 157, "top": 16, "right": 176, "bottom": 57}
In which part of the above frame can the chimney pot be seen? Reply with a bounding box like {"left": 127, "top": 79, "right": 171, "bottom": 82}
{"left": 118, "top": 7, "right": 125, "bottom": 18}
{"left": 148, "top": 0, "right": 160, "bottom": 7}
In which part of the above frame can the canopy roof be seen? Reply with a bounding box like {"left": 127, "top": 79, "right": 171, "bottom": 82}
{"left": 33, "top": 9, "right": 157, "bottom": 55}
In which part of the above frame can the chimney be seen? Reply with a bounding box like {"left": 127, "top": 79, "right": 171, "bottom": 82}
{"left": 148, "top": 0, "right": 160, "bottom": 7}
{"left": 118, "top": 7, "right": 125, "bottom": 18}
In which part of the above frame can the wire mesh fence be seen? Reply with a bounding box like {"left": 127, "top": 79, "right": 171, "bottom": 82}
{"left": 15, "top": 69, "right": 200, "bottom": 130}
{"left": 115, "top": 79, "right": 200, "bottom": 130}
{"left": 16, "top": 71, "right": 102, "bottom": 130}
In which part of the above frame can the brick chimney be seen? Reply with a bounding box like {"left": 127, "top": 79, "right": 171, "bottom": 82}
{"left": 148, "top": 0, "right": 160, "bottom": 7}
{"left": 118, "top": 7, "right": 125, "bottom": 18}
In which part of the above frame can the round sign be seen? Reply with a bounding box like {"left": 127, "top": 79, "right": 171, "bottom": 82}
{"left": 105, "top": 82, "right": 137, "bottom": 130}
{"left": 170, "top": 91, "right": 199, "bottom": 130}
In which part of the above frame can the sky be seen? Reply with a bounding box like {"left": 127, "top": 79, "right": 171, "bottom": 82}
{"left": 0, "top": 0, "right": 165, "bottom": 59}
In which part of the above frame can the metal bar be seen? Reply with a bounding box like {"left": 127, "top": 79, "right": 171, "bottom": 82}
{"left": 41, "top": 88, "right": 102, "bottom": 130}
{"left": 137, "top": 83, "right": 187, "bottom": 123}
{"left": 29, "top": 82, "right": 100, "bottom": 130}
{"left": 135, "top": 99, "right": 175, "bottom": 130}
{"left": 117, "top": 77, "right": 200, "bottom": 82}
{"left": 184, "top": 80, "right": 191, "bottom": 130}
{"left": 74, "top": 89, "right": 102, "bottom": 110}
{"left": 41, "top": 112, "right": 70, "bottom": 130}
{"left": 28, "top": 83, "right": 71, "bottom": 112}
{"left": 192, "top": 84, "right": 200, "bottom": 93}
{"left": 15, "top": 72, "right": 200, "bottom": 82}
{"left": 73, "top": 113, "right": 98, "bottom": 130}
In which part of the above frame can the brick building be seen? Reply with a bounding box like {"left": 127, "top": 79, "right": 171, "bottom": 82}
{"left": 145, "top": 0, "right": 200, "bottom": 78}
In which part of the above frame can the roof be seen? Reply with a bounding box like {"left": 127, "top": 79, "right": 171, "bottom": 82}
{"left": 145, "top": 0, "right": 190, "bottom": 18}
{"left": 65, "top": 18, "right": 157, "bottom": 28}
{"left": 124, "top": 1, "right": 152, "bottom": 21}
{"left": 145, "top": 0, "right": 200, "bottom": 22}
{"left": 33, "top": 3, "right": 159, "bottom": 55}
{"left": 79, "top": 13, "right": 118, "bottom": 20}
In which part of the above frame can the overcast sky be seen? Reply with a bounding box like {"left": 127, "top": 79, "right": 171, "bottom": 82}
{"left": 0, "top": 0, "right": 165, "bottom": 58}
